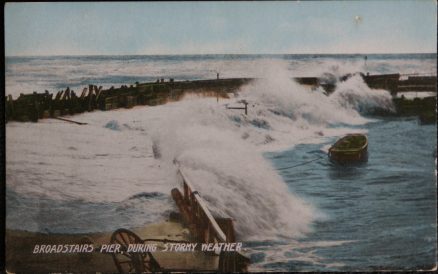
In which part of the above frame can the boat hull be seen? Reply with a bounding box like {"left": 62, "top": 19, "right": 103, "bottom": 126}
{"left": 329, "top": 146, "right": 368, "bottom": 163}
{"left": 329, "top": 134, "right": 368, "bottom": 164}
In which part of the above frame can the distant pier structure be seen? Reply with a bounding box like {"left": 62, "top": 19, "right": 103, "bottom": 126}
{"left": 4, "top": 73, "right": 436, "bottom": 123}
{"left": 5, "top": 78, "right": 251, "bottom": 123}
{"left": 362, "top": 73, "right": 437, "bottom": 95}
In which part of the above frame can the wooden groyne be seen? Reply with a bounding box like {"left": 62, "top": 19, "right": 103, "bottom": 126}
{"left": 5, "top": 78, "right": 252, "bottom": 123}
{"left": 4, "top": 74, "right": 436, "bottom": 123}
{"left": 295, "top": 73, "right": 437, "bottom": 95}
{"left": 361, "top": 73, "right": 437, "bottom": 94}
{"left": 359, "top": 73, "right": 436, "bottom": 119}
{"left": 172, "top": 168, "right": 250, "bottom": 272}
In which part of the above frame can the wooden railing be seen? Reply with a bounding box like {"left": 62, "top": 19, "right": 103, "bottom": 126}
{"left": 173, "top": 168, "right": 227, "bottom": 243}
{"left": 171, "top": 168, "right": 250, "bottom": 272}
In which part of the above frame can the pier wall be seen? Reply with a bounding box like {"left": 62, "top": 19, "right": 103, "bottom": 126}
{"left": 4, "top": 74, "right": 436, "bottom": 123}
{"left": 361, "top": 74, "right": 437, "bottom": 94}
{"left": 5, "top": 78, "right": 252, "bottom": 123}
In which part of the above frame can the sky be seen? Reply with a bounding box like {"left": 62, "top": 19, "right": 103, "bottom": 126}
{"left": 4, "top": 1, "right": 437, "bottom": 56}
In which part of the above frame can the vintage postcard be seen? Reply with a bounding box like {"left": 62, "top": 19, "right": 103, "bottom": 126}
{"left": 4, "top": 1, "right": 437, "bottom": 272}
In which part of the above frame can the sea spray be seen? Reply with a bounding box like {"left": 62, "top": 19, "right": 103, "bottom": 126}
{"left": 151, "top": 110, "right": 317, "bottom": 239}
{"left": 240, "top": 76, "right": 367, "bottom": 126}
{"left": 329, "top": 75, "right": 395, "bottom": 114}
{"left": 112, "top": 61, "right": 397, "bottom": 239}
{"left": 147, "top": 61, "right": 396, "bottom": 239}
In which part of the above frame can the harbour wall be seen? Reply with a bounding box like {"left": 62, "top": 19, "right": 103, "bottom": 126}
{"left": 4, "top": 74, "right": 436, "bottom": 123}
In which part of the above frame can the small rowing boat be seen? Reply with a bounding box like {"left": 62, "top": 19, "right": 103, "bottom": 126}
{"left": 328, "top": 134, "right": 368, "bottom": 163}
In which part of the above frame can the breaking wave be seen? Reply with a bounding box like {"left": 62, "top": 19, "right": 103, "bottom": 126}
{"left": 129, "top": 60, "right": 395, "bottom": 240}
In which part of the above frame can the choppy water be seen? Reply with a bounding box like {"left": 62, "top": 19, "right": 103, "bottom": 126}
{"left": 5, "top": 54, "right": 437, "bottom": 271}
{"left": 259, "top": 118, "right": 437, "bottom": 271}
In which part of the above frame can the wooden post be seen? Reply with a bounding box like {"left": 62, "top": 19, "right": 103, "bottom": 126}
{"left": 87, "top": 85, "right": 94, "bottom": 111}
{"left": 184, "top": 183, "right": 189, "bottom": 204}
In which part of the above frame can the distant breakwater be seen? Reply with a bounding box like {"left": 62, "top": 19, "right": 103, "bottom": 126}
{"left": 5, "top": 78, "right": 252, "bottom": 123}
{"left": 4, "top": 74, "right": 436, "bottom": 123}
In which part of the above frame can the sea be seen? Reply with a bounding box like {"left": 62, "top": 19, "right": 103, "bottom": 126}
{"left": 5, "top": 53, "right": 437, "bottom": 271}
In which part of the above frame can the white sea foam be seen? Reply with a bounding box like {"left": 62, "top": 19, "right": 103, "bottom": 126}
{"left": 330, "top": 75, "right": 395, "bottom": 114}
{"left": 245, "top": 240, "right": 354, "bottom": 271}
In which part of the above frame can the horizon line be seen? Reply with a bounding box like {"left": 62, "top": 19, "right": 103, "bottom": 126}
{"left": 5, "top": 52, "right": 437, "bottom": 58}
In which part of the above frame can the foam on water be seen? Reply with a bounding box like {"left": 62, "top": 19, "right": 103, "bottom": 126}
{"left": 245, "top": 240, "right": 355, "bottom": 271}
